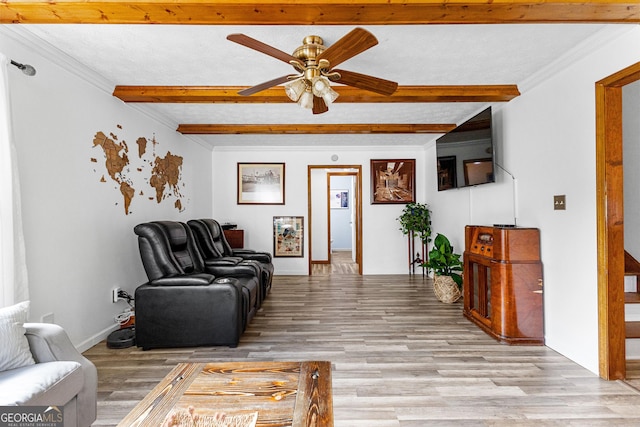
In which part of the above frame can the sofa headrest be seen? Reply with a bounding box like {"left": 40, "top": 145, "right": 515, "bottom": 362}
{"left": 134, "top": 221, "right": 205, "bottom": 280}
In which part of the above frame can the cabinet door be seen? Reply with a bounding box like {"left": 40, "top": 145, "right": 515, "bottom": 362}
{"left": 464, "top": 258, "right": 492, "bottom": 329}
{"left": 223, "top": 230, "right": 244, "bottom": 249}
{"left": 491, "top": 262, "right": 544, "bottom": 342}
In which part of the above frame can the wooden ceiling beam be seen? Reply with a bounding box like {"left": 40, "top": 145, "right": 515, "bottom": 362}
{"left": 177, "top": 123, "right": 457, "bottom": 134}
{"left": 114, "top": 85, "right": 521, "bottom": 104}
{"left": 1, "top": 1, "right": 638, "bottom": 24}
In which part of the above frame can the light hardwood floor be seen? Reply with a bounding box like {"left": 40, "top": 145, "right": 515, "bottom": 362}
{"left": 311, "top": 250, "right": 359, "bottom": 275}
{"left": 85, "top": 274, "right": 640, "bottom": 426}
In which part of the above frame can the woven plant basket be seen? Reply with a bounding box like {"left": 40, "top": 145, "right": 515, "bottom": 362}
{"left": 433, "top": 274, "right": 462, "bottom": 303}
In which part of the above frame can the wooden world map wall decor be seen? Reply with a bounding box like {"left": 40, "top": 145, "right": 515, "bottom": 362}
{"left": 90, "top": 125, "right": 186, "bottom": 215}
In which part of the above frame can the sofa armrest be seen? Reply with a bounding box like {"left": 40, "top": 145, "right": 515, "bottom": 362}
{"left": 204, "top": 262, "right": 260, "bottom": 279}
{"left": 24, "top": 323, "right": 98, "bottom": 427}
{"left": 205, "top": 257, "right": 245, "bottom": 266}
{"left": 24, "top": 323, "right": 84, "bottom": 365}
{"left": 149, "top": 273, "right": 216, "bottom": 287}
{"left": 231, "top": 250, "right": 272, "bottom": 263}
{"left": 135, "top": 277, "right": 245, "bottom": 348}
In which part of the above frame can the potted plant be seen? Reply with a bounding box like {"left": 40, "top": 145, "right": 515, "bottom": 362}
{"left": 397, "top": 202, "right": 432, "bottom": 244}
{"left": 397, "top": 202, "right": 432, "bottom": 274}
{"left": 424, "top": 233, "right": 463, "bottom": 303}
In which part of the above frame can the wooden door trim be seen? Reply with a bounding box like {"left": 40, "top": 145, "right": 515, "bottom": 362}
{"left": 597, "top": 61, "right": 640, "bottom": 380}
{"left": 308, "top": 165, "right": 363, "bottom": 275}
{"left": 327, "top": 172, "right": 359, "bottom": 266}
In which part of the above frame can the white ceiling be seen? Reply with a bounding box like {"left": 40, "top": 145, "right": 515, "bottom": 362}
{"left": 7, "top": 24, "right": 615, "bottom": 147}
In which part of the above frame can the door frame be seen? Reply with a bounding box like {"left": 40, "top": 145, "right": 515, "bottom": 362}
{"left": 308, "top": 165, "right": 363, "bottom": 275}
{"left": 597, "top": 61, "right": 640, "bottom": 380}
{"left": 327, "top": 171, "right": 358, "bottom": 264}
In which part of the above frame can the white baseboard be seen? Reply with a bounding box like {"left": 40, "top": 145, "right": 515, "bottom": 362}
{"left": 76, "top": 323, "right": 119, "bottom": 353}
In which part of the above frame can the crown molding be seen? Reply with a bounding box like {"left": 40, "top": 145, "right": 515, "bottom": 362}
{"left": 519, "top": 25, "right": 638, "bottom": 94}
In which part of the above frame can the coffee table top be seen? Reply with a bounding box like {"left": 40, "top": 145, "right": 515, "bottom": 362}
{"left": 118, "top": 361, "right": 333, "bottom": 427}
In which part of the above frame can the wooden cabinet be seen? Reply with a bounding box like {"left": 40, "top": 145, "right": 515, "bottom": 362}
{"left": 463, "top": 225, "right": 544, "bottom": 345}
{"left": 223, "top": 229, "right": 244, "bottom": 249}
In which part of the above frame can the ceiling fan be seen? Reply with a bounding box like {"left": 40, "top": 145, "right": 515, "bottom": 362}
{"left": 227, "top": 27, "right": 398, "bottom": 115}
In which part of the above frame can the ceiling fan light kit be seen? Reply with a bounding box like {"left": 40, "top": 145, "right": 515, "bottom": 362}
{"left": 312, "top": 76, "right": 339, "bottom": 105}
{"left": 284, "top": 78, "right": 307, "bottom": 102}
{"left": 227, "top": 28, "right": 397, "bottom": 114}
{"left": 298, "top": 90, "right": 314, "bottom": 109}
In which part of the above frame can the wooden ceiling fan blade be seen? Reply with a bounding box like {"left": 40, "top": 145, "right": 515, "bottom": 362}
{"left": 238, "top": 75, "right": 293, "bottom": 96}
{"left": 227, "top": 33, "right": 304, "bottom": 67}
{"left": 333, "top": 69, "right": 398, "bottom": 96}
{"left": 317, "top": 27, "right": 378, "bottom": 68}
{"left": 312, "top": 96, "right": 329, "bottom": 115}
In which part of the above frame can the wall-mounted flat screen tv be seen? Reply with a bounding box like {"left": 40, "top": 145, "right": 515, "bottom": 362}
{"left": 436, "top": 107, "right": 495, "bottom": 191}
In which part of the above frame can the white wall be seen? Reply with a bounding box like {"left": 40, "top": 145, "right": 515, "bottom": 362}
{"left": 1, "top": 32, "right": 213, "bottom": 350}
{"left": 211, "top": 145, "right": 428, "bottom": 275}
{"left": 509, "top": 27, "right": 640, "bottom": 374}
{"left": 425, "top": 26, "right": 640, "bottom": 375}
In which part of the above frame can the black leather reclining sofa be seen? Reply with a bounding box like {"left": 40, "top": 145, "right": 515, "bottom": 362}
{"left": 133, "top": 220, "right": 273, "bottom": 350}
{"left": 188, "top": 218, "right": 274, "bottom": 303}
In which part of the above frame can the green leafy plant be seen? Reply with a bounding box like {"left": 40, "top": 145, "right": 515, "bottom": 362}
{"left": 397, "top": 202, "right": 432, "bottom": 244}
{"left": 424, "top": 233, "right": 463, "bottom": 288}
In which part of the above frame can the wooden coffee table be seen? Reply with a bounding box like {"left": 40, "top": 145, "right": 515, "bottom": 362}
{"left": 118, "top": 361, "right": 333, "bottom": 427}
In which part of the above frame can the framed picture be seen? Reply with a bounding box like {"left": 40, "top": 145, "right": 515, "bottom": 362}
{"left": 273, "top": 216, "right": 304, "bottom": 257}
{"left": 237, "top": 163, "right": 285, "bottom": 205}
{"left": 437, "top": 156, "right": 457, "bottom": 191}
{"left": 330, "top": 189, "right": 349, "bottom": 209}
{"left": 370, "top": 159, "right": 416, "bottom": 204}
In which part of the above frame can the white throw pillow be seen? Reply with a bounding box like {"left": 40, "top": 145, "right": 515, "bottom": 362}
{"left": 0, "top": 301, "right": 35, "bottom": 371}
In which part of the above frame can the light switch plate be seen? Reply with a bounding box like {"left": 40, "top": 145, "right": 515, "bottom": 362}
{"left": 554, "top": 195, "right": 566, "bottom": 210}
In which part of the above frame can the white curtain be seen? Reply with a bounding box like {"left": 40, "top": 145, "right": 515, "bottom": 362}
{"left": 0, "top": 53, "right": 29, "bottom": 307}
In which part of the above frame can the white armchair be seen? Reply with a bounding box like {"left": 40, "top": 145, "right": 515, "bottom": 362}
{"left": 0, "top": 323, "right": 98, "bottom": 427}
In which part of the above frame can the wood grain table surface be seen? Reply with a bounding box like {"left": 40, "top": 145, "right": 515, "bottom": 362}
{"left": 117, "top": 361, "right": 333, "bottom": 427}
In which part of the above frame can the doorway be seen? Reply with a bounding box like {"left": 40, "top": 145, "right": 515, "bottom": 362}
{"left": 596, "top": 61, "right": 640, "bottom": 380}
{"left": 327, "top": 172, "right": 358, "bottom": 273}
{"left": 308, "top": 165, "right": 362, "bottom": 275}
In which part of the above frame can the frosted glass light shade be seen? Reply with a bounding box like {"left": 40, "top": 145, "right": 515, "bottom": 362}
{"left": 321, "top": 87, "right": 339, "bottom": 105}
{"left": 286, "top": 76, "right": 337, "bottom": 110}
{"left": 284, "top": 78, "right": 306, "bottom": 102}
{"left": 298, "top": 90, "right": 314, "bottom": 109}
{"left": 311, "top": 76, "right": 338, "bottom": 105}
{"left": 311, "top": 76, "right": 330, "bottom": 95}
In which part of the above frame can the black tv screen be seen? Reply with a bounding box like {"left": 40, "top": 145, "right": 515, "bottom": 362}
{"left": 436, "top": 107, "right": 495, "bottom": 191}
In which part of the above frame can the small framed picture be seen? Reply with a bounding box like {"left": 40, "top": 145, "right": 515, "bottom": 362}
{"left": 330, "top": 189, "right": 349, "bottom": 209}
{"left": 273, "top": 216, "right": 304, "bottom": 257}
{"left": 237, "top": 163, "right": 285, "bottom": 205}
{"left": 370, "top": 159, "right": 416, "bottom": 204}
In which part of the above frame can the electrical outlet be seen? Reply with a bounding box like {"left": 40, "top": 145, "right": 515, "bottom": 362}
{"left": 112, "top": 287, "right": 121, "bottom": 303}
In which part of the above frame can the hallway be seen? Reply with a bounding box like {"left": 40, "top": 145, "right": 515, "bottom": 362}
{"left": 311, "top": 250, "right": 359, "bottom": 275}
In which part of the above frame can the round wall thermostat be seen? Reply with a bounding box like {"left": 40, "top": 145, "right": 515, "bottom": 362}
{"left": 331, "top": 154, "right": 339, "bottom": 162}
